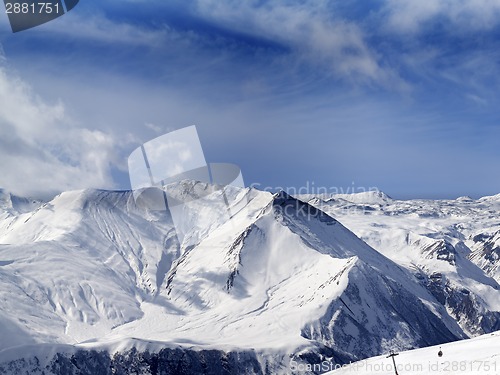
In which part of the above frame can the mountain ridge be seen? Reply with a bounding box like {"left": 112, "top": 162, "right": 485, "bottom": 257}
{"left": 0, "top": 185, "right": 498, "bottom": 374}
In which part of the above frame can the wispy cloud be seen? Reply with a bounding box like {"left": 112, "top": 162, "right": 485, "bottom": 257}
{"left": 191, "top": 0, "right": 403, "bottom": 87}
{"left": 384, "top": 0, "right": 500, "bottom": 33}
{"left": 49, "top": 18, "right": 176, "bottom": 51}
{"left": 27, "top": 0, "right": 403, "bottom": 89}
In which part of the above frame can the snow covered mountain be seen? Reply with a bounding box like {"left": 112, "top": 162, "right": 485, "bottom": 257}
{"left": 301, "top": 191, "right": 500, "bottom": 338}
{"left": 0, "top": 184, "right": 498, "bottom": 374}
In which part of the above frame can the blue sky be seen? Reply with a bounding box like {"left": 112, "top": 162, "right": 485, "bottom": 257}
{"left": 1, "top": 0, "right": 500, "bottom": 199}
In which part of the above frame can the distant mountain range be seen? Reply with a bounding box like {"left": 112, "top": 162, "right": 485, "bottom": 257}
{"left": 0, "top": 184, "right": 498, "bottom": 374}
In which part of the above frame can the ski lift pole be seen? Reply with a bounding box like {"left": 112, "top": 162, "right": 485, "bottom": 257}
{"left": 386, "top": 351, "right": 400, "bottom": 375}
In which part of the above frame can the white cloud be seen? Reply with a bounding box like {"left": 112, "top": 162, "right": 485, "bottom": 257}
{"left": 384, "top": 0, "right": 500, "bottom": 33}
{"left": 144, "top": 123, "right": 163, "bottom": 134}
{"left": 0, "top": 65, "right": 117, "bottom": 198}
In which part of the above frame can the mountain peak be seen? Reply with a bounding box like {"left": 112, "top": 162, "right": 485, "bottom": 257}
{"left": 479, "top": 193, "right": 500, "bottom": 202}
{"left": 329, "top": 190, "right": 393, "bottom": 205}
{"left": 296, "top": 190, "right": 393, "bottom": 206}
{"left": 273, "top": 190, "right": 338, "bottom": 226}
{"left": 0, "top": 188, "right": 42, "bottom": 214}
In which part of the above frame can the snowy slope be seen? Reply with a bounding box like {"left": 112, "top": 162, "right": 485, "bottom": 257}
{"left": 0, "top": 189, "right": 179, "bottom": 347}
{"left": 326, "top": 330, "right": 500, "bottom": 375}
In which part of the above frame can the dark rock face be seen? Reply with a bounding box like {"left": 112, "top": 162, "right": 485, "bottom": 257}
{"left": 422, "top": 240, "right": 456, "bottom": 265}
{"left": 423, "top": 273, "right": 500, "bottom": 335}
{"left": 473, "top": 231, "right": 500, "bottom": 262}
{"left": 0, "top": 347, "right": 362, "bottom": 375}
{"left": 273, "top": 191, "right": 337, "bottom": 225}
{"left": 301, "top": 263, "right": 462, "bottom": 362}
{"left": 0, "top": 348, "right": 266, "bottom": 375}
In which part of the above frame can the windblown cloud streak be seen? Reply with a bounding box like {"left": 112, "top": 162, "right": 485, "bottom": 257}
{"left": 192, "top": 0, "right": 401, "bottom": 86}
